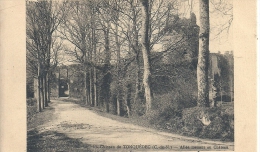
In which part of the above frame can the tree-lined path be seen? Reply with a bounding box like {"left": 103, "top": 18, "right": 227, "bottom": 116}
{"left": 27, "top": 0, "right": 235, "bottom": 146}
{"left": 27, "top": 99, "right": 234, "bottom": 151}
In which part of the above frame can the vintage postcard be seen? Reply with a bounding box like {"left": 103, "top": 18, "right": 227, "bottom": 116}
{"left": 0, "top": 0, "right": 257, "bottom": 151}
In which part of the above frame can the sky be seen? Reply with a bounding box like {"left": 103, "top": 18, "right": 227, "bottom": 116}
{"left": 153, "top": 0, "right": 233, "bottom": 54}
{"left": 179, "top": 0, "right": 233, "bottom": 53}
{"left": 59, "top": 0, "right": 234, "bottom": 65}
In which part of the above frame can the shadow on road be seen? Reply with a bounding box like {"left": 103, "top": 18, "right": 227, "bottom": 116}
{"left": 27, "top": 129, "right": 93, "bottom": 152}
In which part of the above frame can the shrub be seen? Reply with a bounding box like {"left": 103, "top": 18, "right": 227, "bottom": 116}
{"left": 27, "top": 98, "right": 38, "bottom": 120}
{"left": 153, "top": 91, "right": 196, "bottom": 112}
{"left": 201, "top": 112, "right": 234, "bottom": 141}
{"left": 149, "top": 99, "right": 234, "bottom": 142}
{"left": 181, "top": 107, "right": 204, "bottom": 136}
{"left": 149, "top": 93, "right": 184, "bottom": 130}
{"left": 182, "top": 107, "right": 234, "bottom": 141}
{"left": 131, "top": 98, "right": 146, "bottom": 116}
{"left": 27, "top": 98, "right": 37, "bottom": 106}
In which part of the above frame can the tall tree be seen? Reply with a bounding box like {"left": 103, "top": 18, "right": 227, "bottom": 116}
{"left": 59, "top": 1, "right": 92, "bottom": 104}
{"left": 110, "top": 0, "right": 142, "bottom": 105}
{"left": 113, "top": 1, "right": 122, "bottom": 116}
{"left": 140, "top": 0, "right": 153, "bottom": 114}
{"left": 26, "top": 1, "right": 61, "bottom": 111}
{"left": 90, "top": 2, "right": 98, "bottom": 107}
{"left": 96, "top": 0, "right": 113, "bottom": 112}
{"left": 197, "top": 0, "right": 210, "bottom": 107}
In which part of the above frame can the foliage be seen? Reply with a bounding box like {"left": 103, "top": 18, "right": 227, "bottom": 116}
{"left": 27, "top": 98, "right": 38, "bottom": 121}
{"left": 27, "top": 77, "right": 34, "bottom": 98}
{"left": 149, "top": 91, "right": 195, "bottom": 132}
{"left": 27, "top": 98, "right": 37, "bottom": 106}
{"left": 149, "top": 105, "right": 234, "bottom": 141}
{"left": 209, "top": 53, "right": 234, "bottom": 102}
{"left": 183, "top": 107, "right": 234, "bottom": 141}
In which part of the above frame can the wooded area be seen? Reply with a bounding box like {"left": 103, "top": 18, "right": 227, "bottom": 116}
{"left": 26, "top": 0, "right": 234, "bottom": 141}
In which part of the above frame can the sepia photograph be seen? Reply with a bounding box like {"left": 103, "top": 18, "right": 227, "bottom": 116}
{"left": 0, "top": 0, "right": 257, "bottom": 152}
{"left": 25, "top": 0, "right": 235, "bottom": 151}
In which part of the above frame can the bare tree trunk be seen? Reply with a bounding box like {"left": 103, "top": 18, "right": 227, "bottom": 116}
{"left": 140, "top": 0, "right": 153, "bottom": 114}
{"left": 37, "top": 71, "right": 41, "bottom": 112}
{"left": 134, "top": 53, "right": 141, "bottom": 103}
{"left": 42, "top": 71, "right": 46, "bottom": 108}
{"left": 102, "top": 26, "right": 111, "bottom": 113}
{"left": 125, "top": 98, "right": 130, "bottom": 117}
{"left": 89, "top": 26, "right": 94, "bottom": 106}
{"left": 93, "top": 42, "right": 97, "bottom": 107}
{"left": 40, "top": 76, "right": 44, "bottom": 109}
{"left": 197, "top": 0, "right": 210, "bottom": 107}
{"left": 47, "top": 72, "right": 51, "bottom": 103}
{"left": 196, "top": 0, "right": 211, "bottom": 130}
{"left": 115, "top": 15, "right": 121, "bottom": 116}
{"left": 102, "top": 67, "right": 110, "bottom": 113}
{"left": 66, "top": 68, "right": 69, "bottom": 97}
{"left": 84, "top": 70, "right": 89, "bottom": 104}
{"left": 93, "top": 41, "right": 97, "bottom": 107}
{"left": 92, "top": 6, "right": 98, "bottom": 107}
{"left": 220, "top": 82, "right": 222, "bottom": 104}
{"left": 89, "top": 67, "right": 93, "bottom": 105}
{"left": 125, "top": 84, "right": 132, "bottom": 117}
{"left": 94, "top": 67, "right": 97, "bottom": 106}
{"left": 36, "top": 49, "right": 42, "bottom": 112}
{"left": 57, "top": 68, "right": 60, "bottom": 98}
{"left": 230, "top": 78, "right": 233, "bottom": 102}
{"left": 44, "top": 73, "right": 48, "bottom": 107}
{"left": 82, "top": 32, "right": 88, "bottom": 103}
{"left": 131, "top": 2, "right": 141, "bottom": 104}
{"left": 134, "top": 24, "right": 141, "bottom": 104}
{"left": 46, "top": 34, "right": 51, "bottom": 103}
{"left": 116, "top": 98, "right": 120, "bottom": 116}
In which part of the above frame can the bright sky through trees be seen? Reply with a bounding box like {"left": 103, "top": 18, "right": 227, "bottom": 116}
{"left": 181, "top": 0, "right": 233, "bottom": 53}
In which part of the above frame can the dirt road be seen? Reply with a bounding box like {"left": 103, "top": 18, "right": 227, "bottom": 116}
{"left": 28, "top": 99, "right": 234, "bottom": 151}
